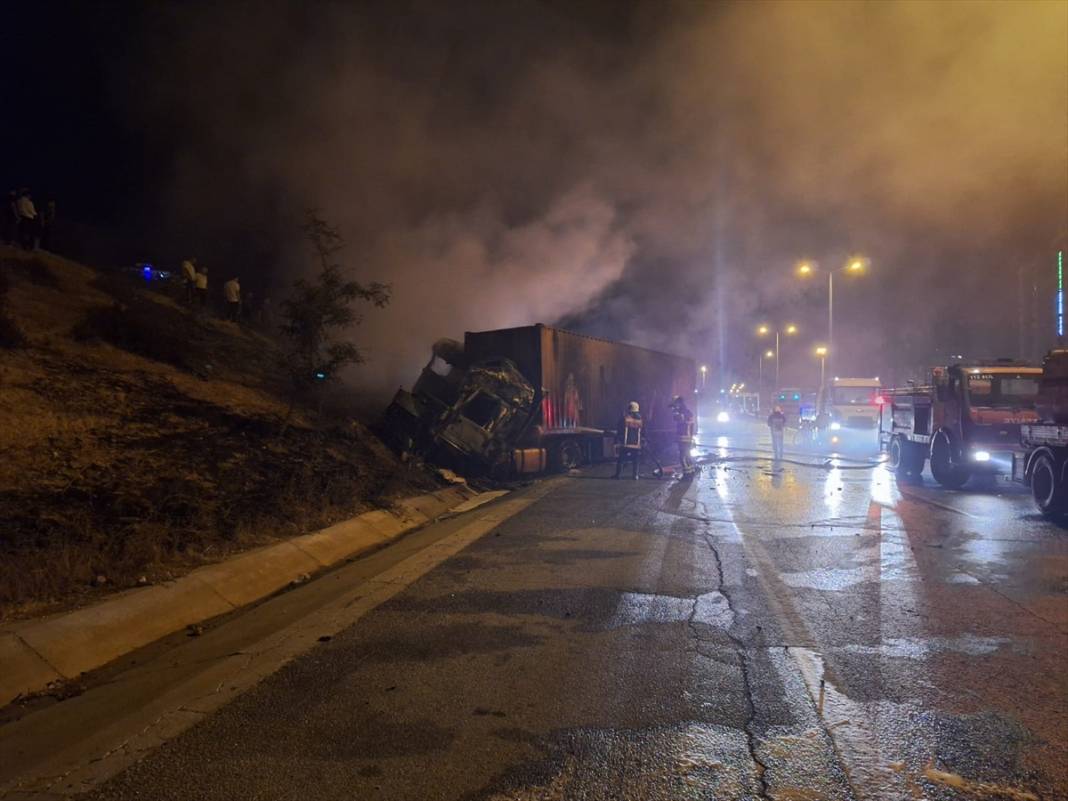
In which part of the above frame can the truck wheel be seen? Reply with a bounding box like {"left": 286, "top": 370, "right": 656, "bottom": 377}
{"left": 888, "top": 437, "right": 908, "bottom": 477}
{"left": 1030, "top": 453, "right": 1067, "bottom": 515}
{"left": 904, "top": 442, "right": 926, "bottom": 478}
{"left": 554, "top": 440, "right": 584, "bottom": 471}
{"left": 930, "top": 433, "right": 969, "bottom": 489}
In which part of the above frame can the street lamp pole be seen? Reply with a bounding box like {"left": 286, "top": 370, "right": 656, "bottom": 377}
{"left": 775, "top": 330, "right": 781, "bottom": 390}
{"left": 798, "top": 258, "right": 866, "bottom": 388}
{"left": 815, "top": 347, "right": 827, "bottom": 388}
{"left": 827, "top": 272, "right": 833, "bottom": 387}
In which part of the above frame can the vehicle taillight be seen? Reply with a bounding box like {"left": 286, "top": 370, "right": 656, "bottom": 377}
{"left": 873, "top": 396, "right": 886, "bottom": 406}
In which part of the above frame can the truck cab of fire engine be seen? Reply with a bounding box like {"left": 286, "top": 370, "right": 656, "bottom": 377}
{"left": 941, "top": 362, "right": 1041, "bottom": 447}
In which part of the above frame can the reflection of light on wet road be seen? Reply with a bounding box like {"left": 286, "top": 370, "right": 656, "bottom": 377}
{"left": 823, "top": 467, "right": 842, "bottom": 516}
{"left": 609, "top": 591, "right": 733, "bottom": 629}
{"left": 869, "top": 465, "right": 898, "bottom": 507}
{"left": 716, "top": 436, "right": 729, "bottom": 458}
{"left": 842, "top": 634, "right": 1011, "bottom": 660}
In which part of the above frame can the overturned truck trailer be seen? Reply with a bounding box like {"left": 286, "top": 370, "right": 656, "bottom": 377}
{"left": 384, "top": 324, "right": 696, "bottom": 476}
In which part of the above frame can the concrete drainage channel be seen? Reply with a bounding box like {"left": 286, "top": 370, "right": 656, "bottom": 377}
{"left": 0, "top": 484, "right": 508, "bottom": 709}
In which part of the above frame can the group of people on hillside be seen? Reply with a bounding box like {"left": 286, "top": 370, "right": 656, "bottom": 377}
{"left": 3, "top": 189, "right": 54, "bottom": 251}
{"left": 180, "top": 257, "right": 243, "bottom": 322}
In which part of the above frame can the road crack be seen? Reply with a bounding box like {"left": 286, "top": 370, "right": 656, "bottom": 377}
{"left": 695, "top": 526, "right": 771, "bottom": 801}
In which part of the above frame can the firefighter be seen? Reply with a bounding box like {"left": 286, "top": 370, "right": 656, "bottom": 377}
{"left": 767, "top": 404, "right": 787, "bottom": 460}
{"left": 670, "top": 395, "right": 696, "bottom": 478}
{"left": 613, "top": 401, "right": 644, "bottom": 479}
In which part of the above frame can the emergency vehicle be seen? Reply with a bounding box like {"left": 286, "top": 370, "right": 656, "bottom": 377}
{"left": 1012, "top": 350, "right": 1068, "bottom": 515}
{"left": 811, "top": 377, "right": 882, "bottom": 447}
{"left": 774, "top": 387, "right": 804, "bottom": 426}
{"left": 880, "top": 361, "right": 1041, "bottom": 488}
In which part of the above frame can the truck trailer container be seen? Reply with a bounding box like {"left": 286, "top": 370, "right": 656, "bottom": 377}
{"left": 384, "top": 324, "right": 696, "bottom": 476}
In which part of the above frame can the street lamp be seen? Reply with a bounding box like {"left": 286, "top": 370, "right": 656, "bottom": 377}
{"left": 758, "top": 349, "right": 774, "bottom": 409}
{"left": 699, "top": 364, "right": 708, "bottom": 389}
{"left": 815, "top": 346, "right": 828, "bottom": 388}
{"left": 756, "top": 324, "right": 798, "bottom": 392}
{"left": 796, "top": 257, "right": 869, "bottom": 385}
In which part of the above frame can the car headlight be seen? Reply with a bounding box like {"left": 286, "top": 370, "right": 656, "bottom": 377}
{"left": 830, "top": 421, "right": 842, "bottom": 430}
{"left": 972, "top": 450, "right": 991, "bottom": 462}
{"left": 716, "top": 411, "right": 730, "bottom": 423}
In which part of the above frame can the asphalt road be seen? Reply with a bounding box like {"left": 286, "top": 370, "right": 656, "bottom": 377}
{"left": 4, "top": 418, "right": 1066, "bottom": 800}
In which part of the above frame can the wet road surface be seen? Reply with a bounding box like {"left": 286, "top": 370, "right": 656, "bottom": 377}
{"left": 3, "top": 418, "right": 1066, "bottom": 800}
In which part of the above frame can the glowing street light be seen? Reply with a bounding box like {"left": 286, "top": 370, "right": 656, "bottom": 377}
{"left": 699, "top": 364, "right": 708, "bottom": 389}
{"left": 756, "top": 324, "right": 798, "bottom": 392}
{"left": 796, "top": 256, "right": 870, "bottom": 386}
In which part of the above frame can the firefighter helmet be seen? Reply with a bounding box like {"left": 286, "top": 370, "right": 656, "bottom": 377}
{"left": 628, "top": 401, "right": 640, "bottom": 413}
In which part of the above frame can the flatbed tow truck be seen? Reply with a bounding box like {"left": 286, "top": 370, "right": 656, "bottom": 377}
{"left": 880, "top": 360, "right": 1041, "bottom": 488}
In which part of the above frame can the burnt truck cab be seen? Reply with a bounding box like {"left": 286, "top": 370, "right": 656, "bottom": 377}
{"left": 382, "top": 339, "right": 537, "bottom": 475}
{"left": 880, "top": 361, "right": 1041, "bottom": 488}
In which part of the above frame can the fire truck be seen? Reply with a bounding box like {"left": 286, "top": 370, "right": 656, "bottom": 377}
{"left": 879, "top": 361, "right": 1042, "bottom": 488}
{"left": 1012, "top": 350, "right": 1068, "bottom": 515}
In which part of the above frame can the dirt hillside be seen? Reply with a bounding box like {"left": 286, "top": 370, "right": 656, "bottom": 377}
{"left": 0, "top": 248, "right": 442, "bottom": 620}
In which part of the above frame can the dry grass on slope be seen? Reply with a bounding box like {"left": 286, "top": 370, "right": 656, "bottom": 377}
{"left": 0, "top": 249, "right": 440, "bottom": 620}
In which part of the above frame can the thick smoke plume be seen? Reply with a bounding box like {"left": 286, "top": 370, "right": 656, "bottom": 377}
{"left": 121, "top": 0, "right": 1066, "bottom": 395}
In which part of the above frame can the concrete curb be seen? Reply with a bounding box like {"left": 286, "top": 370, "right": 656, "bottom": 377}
{"left": 0, "top": 484, "right": 488, "bottom": 707}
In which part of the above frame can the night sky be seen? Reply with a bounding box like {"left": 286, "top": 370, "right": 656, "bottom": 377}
{"left": 4, "top": 1, "right": 1067, "bottom": 397}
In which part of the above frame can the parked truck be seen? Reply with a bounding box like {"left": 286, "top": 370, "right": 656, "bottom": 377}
{"left": 1012, "top": 350, "right": 1068, "bottom": 515}
{"left": 880, "top": 361, "right": 1041, "bottom": 488}
{"left": 383, "top": 324, "right": 696, "bottom": 476}
{"left": 807, "top": 377, "right": 882, "bottom": 449}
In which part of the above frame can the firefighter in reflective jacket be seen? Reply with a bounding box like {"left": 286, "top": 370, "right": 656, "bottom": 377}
{"left": 671, "top": 395, "right": 696, "bottom": 477}
{"left": 613, "top": 401, "right": 644, "bottom": 479}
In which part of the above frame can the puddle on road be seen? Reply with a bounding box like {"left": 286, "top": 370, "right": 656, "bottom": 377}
{"left": 608, "top": 591, "right": 733, "bottom": 629}
{"left": 786, "top": 647, "right": 1044, "bottom": 801}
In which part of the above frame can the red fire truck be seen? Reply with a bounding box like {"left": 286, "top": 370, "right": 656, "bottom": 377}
{"left": 879, "top": 361, "right": 1042, "bottom": 488}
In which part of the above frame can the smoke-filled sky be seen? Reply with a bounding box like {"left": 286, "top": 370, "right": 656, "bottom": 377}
{"left": 6, "top": 0, "right": 1068, "bottom": 395}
